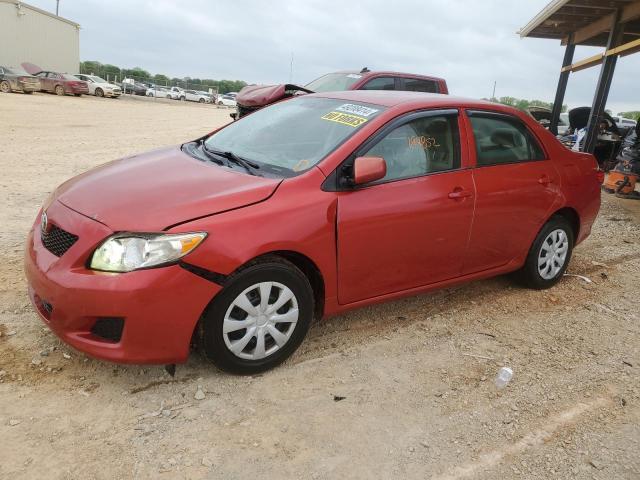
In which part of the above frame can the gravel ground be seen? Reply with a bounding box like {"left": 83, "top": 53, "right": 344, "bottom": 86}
{"left": 0, "top": 92, "right": 639, "bottom": 480}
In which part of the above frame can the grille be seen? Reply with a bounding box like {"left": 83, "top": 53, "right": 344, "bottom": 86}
{"left": 41, "top": 225, "right": 78, "bottom": 257}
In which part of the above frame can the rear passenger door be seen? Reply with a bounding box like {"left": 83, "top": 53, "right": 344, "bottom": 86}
{"left": 462, "top": 110, "right": 561, "bottom": 274}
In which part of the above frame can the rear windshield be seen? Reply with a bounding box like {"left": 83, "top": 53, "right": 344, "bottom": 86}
{"left": 62, "top": 73, "right": 80, "bottom": 80}
{"left": 305, "top": 73, "right": 363, "bottom": 92}
{"left": 204, "top": 97, "right": 385, "bottom": 176}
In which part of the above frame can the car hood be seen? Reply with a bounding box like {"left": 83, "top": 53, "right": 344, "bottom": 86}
{"left": 21, "top": 62, "right": 42, "bottom": 75}
{"left": 236, "top": 83, "right": 313, "bottom": 108}
{"left": 55, "top": 146, "right": 281, "bottom": 231}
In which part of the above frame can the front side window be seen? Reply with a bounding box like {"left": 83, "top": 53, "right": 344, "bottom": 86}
{"left": 402, "top": 78, "right": 438, "bottom": 93}
{"left": 469, "top": 114, "right": 545, "bottom": 166}
{"left": 360, "top": 77, "right": 396, "bottom": 91}
{"left": 362, "top": 113, "right": 460, "bottom": 183}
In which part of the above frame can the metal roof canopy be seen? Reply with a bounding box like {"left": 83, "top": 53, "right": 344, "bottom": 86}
{"left": 519, "top": 0, "right": 640, "bottom": 153}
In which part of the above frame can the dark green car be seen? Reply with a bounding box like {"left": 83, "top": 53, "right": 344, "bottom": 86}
{"left": 0, "top": 66, "right": 41, "bottom": 94}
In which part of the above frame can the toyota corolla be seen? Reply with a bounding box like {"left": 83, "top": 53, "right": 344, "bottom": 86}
{"left": 25, "top": 91, "right": 601, "bottom": 373}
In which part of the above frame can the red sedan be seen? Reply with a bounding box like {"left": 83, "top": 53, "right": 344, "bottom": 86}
{"left": 25, "top": 91, "right": 601, "bottom": 373}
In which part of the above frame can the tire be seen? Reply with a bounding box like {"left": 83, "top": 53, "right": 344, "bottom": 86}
{"left": 74, "top": 94, "right": 82, "bottom": 97}
{"left": 55, "top": 85, "right": 64, "bottom": 96}
{"left": 201, "top": 256, "right": 314, "bottom": 374}
{"left": 24, "top": 90, "right": 33, "bottom": 94}
{"left": 0, "top": 81, "right": 10, "bottom": 93}
{"left": 218, "top": 100, "right": 223, "bottom": 105}
{"left": 95, "top": 88, "right": 104, "bottom": 97}
{"left": 199, "top": 98, "right": 205, "bottom": 103}
{"left": 516, "top": 215, "right": 574, "bottom": 289}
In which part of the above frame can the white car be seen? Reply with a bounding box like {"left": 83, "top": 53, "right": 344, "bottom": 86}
{"left": 146, "top": 86, "right": 172, "bottom": 99}
{"left": 217, "top": 94, "right": 237, "bottom": 107}
{"left": 183, "top": 89, "right": 210, "bottom": 103}
{"left": 74, "top": 74, "right": 121, "bottom": 97}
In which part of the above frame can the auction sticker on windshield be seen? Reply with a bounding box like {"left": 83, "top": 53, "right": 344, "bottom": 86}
{"left": 321, "top": 111, "right": 368, "bottom": 127}
{"left": 335, "top": 103, "right": 379, "bottom": 117}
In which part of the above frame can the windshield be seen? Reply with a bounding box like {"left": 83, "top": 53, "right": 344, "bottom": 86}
{"left": 203, "top": 97, "right": 385, "bottom": 176}
{"left": 88, "top": 75, "right": 107, "bottom": 83}
{"left": 4, "top": 67, "right": 30, "bottom": 75}
{"left": 305, "top": 73, "right": 363, "bottom": 92}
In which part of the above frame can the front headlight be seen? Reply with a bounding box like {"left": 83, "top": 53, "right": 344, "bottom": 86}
{"left": 89, "top": 232, "right": 207, "bottom": 272}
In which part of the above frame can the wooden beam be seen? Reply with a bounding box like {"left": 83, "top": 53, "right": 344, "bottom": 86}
{"left": 561, "top": 53, "right": 604, "bottom": 72}
{"left": 606, "top": 37, "right": 640, "bottom": 56}
{"left": 561, "top": 0, "right": 640, "bottom": 45}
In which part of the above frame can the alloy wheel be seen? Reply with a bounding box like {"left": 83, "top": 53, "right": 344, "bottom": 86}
{"left": 537, "top": 229, "right": 569, "bottom": 280}
{"left": 223, "top": 281, "right": 299, "bottom": 360}
{"left": 0, "top": 81, "right": 10, "bottom": 93}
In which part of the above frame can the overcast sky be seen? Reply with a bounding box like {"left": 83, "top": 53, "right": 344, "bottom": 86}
{"left": 29, "top": 0, "right": 640, "bottom": 113}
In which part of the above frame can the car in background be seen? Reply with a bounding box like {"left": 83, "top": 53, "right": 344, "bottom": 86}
{"left": 25, "top": 91, "right": 601, "bottom": 373}
{"left": 0, "top": 65, "right": 40, "bottom": 94}
{"left": 146, "top": 86, "right": 170, "bottom": 98}
{"left": 122, "top": 80, "right": 148, "bottom": 96}
{"left": 183, "top": 89, "right": 211, "bottom": 103}
{"left": 217, "top": 94, "right": 237, "bottom": 107}
{"left": 29, "top": 70, "right": 88, "bottom": 96}
{"left": 74, "top": 74, "right": 121, "bottom": 98}
{"left": 526, "top": 107, "right": 570, "bottom": 135}
{"left": 235, "top": 68, "right": 448, "bottom": 118}
{"left": 612, "top": 116, "right": 637, "bottom": 137}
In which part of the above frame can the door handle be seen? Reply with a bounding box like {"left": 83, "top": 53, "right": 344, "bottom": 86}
{"left": 538, "top": 174, "right": 552, "bottom": 185}
{"left": 448, "top": 188, "right": 473, "bottom": 199}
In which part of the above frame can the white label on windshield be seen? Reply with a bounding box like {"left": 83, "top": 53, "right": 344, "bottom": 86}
{"left": 346, "top": 74, "right": 362, "bottom": 79}
{"left": 335, "top": 103, "right": 379, "bottom": 117}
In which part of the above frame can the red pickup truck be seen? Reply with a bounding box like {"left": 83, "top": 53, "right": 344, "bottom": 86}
{"left": 235, "top": 68, "right": 448, "bottom": 118}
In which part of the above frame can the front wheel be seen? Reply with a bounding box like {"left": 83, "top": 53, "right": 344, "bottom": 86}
{"left": 517, "top": 216, "right": 574, "bottom": 289}
{"left": 95, "top": 88, "right": 104, "bottom": 97}
{"left": 0, "top": 81, "right": 10, "bottom": 93}
{"left": 201, "top": 257, "right": 314, "bottom": 374}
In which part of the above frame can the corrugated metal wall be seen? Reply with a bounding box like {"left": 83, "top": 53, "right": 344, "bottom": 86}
{"left": 0, "top": 1, "right": 79, "bottom": 73}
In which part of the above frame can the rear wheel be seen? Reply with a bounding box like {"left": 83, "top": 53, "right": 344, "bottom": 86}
{"left": 199, "top": 98, "right": 205, "bottom": 103}
{"left": 55, "top": 85, "right": 64, "bottom": 96}
{"left": 201, "top": 257, "right": 314, "bottom": 374}
{"left": 517, "top": 216, "right": 574, "bottom": 289}
{"left": 1, "top": 80, "right": 11, "bottom": 93}
{"left": 95, "top": 88, "right": 104, "bottom": 97}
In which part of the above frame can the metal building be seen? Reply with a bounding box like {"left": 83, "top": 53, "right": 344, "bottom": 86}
{"left": 0, "top": 0, "right": 80, "bottom": 73}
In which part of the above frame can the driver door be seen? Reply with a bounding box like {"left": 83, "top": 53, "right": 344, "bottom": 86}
{"left": 336, "top": 110, "right": 475, "bottom": 304}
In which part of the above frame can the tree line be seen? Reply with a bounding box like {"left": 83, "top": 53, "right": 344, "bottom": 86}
{"left": 485, "top": 96, "right": 568, "bottom": 113}
{"left": 79, "top": 60, "right": 247, "bottom": 94}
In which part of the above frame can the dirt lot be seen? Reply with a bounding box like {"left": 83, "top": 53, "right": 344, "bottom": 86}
{"left": 1, "top": 92, "right": 639, "bottom": 479}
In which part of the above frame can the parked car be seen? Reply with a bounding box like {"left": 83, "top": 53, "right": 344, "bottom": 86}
{"left": 235, "top": 68, "right": 449, "bottom": 118}
{"left": 217, "top": 94, "right": 237, "bottom": 107}
{"left": 0, "top": 65, "right": 40, "bottom": 94}
{"left": 146, "top": 86, "right": 170, "bottom": 98}
{"left": 183, "top": 89, "right": 210, "bottom": 103}
{"left": 25, "top": 91, "right": 601, "bottom": 373}
{"left": 526, "top": 107, "right": 570, "bottom": 135}
{"left": 122, "top": 80, "right": 148, "bottom": 96}
{"left": 74, "top": 74, "right": 121, "bottom": 98}
{"left": 611, "top": 116, "right": 637, "bottom": 137}
{"left": 21, "top": 62, "right": 88, "bottom": 96}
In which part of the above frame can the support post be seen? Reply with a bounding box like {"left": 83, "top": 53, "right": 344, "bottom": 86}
{"left": 583, "top": 10, "right": 624, "bottom": 153}
{"left": 550, "top": 34, "right": 575, "bottom": 135}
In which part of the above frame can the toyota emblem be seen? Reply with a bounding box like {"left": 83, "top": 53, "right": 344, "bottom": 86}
{"left": 41, "top": 211, "right": 49, "bottom": 234}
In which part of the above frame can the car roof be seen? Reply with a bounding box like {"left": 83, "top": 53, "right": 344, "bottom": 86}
{"left": 331, "top": 70, "right": 446, "bottom": 82}
{"left": 307, "top": 90, "right": 509, "bottom": 111}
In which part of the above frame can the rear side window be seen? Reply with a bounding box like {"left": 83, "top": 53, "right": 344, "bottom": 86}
{"left": 360, "top": 77, "right": 396, "bottom": 90}
{"left": 469, "top": 113, "right": 545, "bottom": 166}
{"left": 402, "top": 78, "right": 438, "bottom": 93}
{"left": 362, "top": 113, "right": 460, "bottom": 183}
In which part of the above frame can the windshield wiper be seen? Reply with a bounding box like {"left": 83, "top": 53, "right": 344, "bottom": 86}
{"left": 199, "top": 141, "right": 226, "bottom": 166}
{"left": 204, "top": 145, "right": 261, "bottom": 174}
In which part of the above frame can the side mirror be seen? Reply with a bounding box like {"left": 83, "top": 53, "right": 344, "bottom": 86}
{"left": 353, "top": 156, "right": 387, "bottom": 185}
